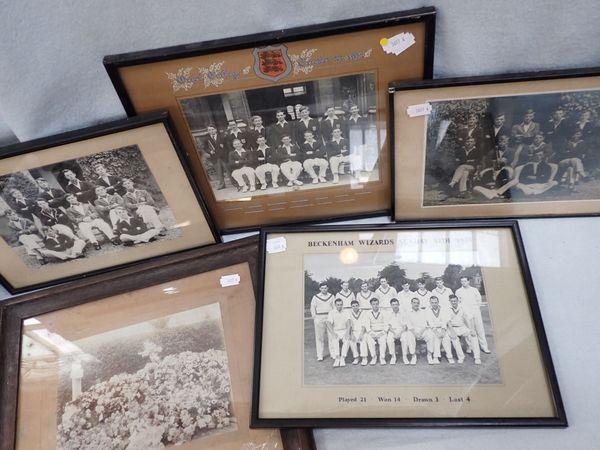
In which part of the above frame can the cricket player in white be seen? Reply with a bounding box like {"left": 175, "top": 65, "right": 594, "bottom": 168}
{"left": 425, "top": 296, "right": 454, "bottom": 364}
{"left": 385, "top": 298, "right": 405, "bottom": 365}
{"left": 347, "top": 300, "right": 369, "bottom": 365}
{"left": 326, "top": 299, "right": 350, "bottom": 367}
{"left": 447, "top": 294, "right": 481, "bottom": 364}
{"left": 455, "top": 276, "right": 490, "bottom": 353}
{"left": 366, "top": 298, "right": 388, "bottom": 365}
{"left": 356, "top": 282, "right": 375, "bottom": 310}
{"left": 413, "top": 279, "right": 431, "bottom": 309}
{"left": 402, "top": 298, "right": 435, "bottom": 365}
{"left": 430, "top": 277, "right": 453, "bottom": 311}
{"left": 336, "top": 281, "right": 356, "bottom": 310}
{"left": 375, "top": 277, "right": 398, "bottom": 311}
{"left": 310, "top": 283, "right": 334, "bottom": 361}
{"left": 397, "top": 281, "right": 414, "bottom": 314}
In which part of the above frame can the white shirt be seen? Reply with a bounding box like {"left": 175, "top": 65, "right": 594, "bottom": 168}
{"left": 448, "top": 305, "right": 471, "bottom": 327}
{"left": 310, "top": 293, "right": 334, "bottom": 316}
{"left": 386, "top": 309, "right": 405, "bottom": 332}
{"left": 348, "top": 310, "right": 368, "bottom": 336}
{"left": 455, "top": 285, "right": 482, "bottom": 314}
{"left": 429, "top": 286, "right": 453, "bottom": 310}
{"left": 327, "top": 309, "right": 349, "bottom": 332}
{"left": 406, "top": 308, "right": 429, "bottom": 330}
{"left": 425, "top": 306, "right": 449, "bottom": 329}
{"left": 367, "top": 309, "right": 386, "bottom": 333}
{"left": 335, "top": 289, "right": 355, "bottom": 310}
{"left": 413, "top": 289, "right": 431, "bottom": 308}
{"left": 375, "top": 285, "right": 398, "bottom": 310}
{"left": 356, "top": 290, "right": 374, "bottom": 310}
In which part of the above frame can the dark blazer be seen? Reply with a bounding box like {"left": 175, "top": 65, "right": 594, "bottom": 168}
{"left": 245, "top": 127, "right": 268, "bottom": 149}
{"left": 95, "top": 174, "right": 124, "bottom": 195}
{"left": 65, "top": 179, "right": 96, "bottom": 204}
{"left": 228, "top": 149, "right": 254, "bottom": 169}
{"left": 276, "top": 144, "right": 302, "bottom": 163}
{"left": 224, "top": 130, "right": 248, "bottom": 153}
{"left": 268, "top": 121, "right": 294, "bottom": 147}
{"left": 294, "top": 118, "right": 320, "bottom": 143}
{"left": 204, "top": 133, "right": 227, "bottom": 160}
{"left": 320, "top": 117, "right": 344, "bottom": 142}
{"left": 300, "top": 141, "right": 327, "bottom": 160}
{"left": 454, "top": 146, "right": 483, "bottom": 165}
{"left": 37, "top": 207, "right": 73, "bottom": 229}
{"left": 43, "top": 234, "right": 75, "bottom": 252}
{"left": 116, "top": 216, "right": 149, "bottom": 236}
{"left": 7, "top": 197, "right": 36, "bottom": 221}
{"left": 253, "top": 146, "right": 278, "bottom": 166}
{"left": 519, "top": 161, "right": 554, "bottom": 184}
{"left": 38, "top": 188, "right": 67, "bottom": 208}
{"left": 326, "top": 138, "right": 350, "bottom": 157}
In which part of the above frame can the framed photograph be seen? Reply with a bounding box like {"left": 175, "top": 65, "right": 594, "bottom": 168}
{"left": 0, "top": 112, "right": 219, "bottom": 294}
{"left": 103, "top": 7, "right": 436, "bottom": 233}
{"left": 252, "top": 221, "right": 566, "bottom": 427}
{"left": 390, "top": 67, "right": 600, "bottom": 220}
{"left": 0, "top": 237, "right": 315, "bottom": 450}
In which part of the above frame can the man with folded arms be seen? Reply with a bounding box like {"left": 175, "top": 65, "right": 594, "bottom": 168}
{"left": 310, "top": 283, "right": 335, "bottom": 362}
{"left": 447, "top": 294, "right": 480, "bottom": 364}
{"left": 326, "top": 299, "right": 351, "bottom": 367}
{"left": 327, "top": 128, "right": 350, "bottom": 184}
{"left": 385, "top": 298, "right": 405, "bottom": 365}
{"left": 455, "top": 276, "right": 490, "bottom": 354}
{"left": 425, "top": 296, "right": 454, "bottom": 364}
{"left": 401, "top": 298, "right": 435, "bottom": 365}
{"left": 300, "top": 130, "right": 328, "bottom": 184}
{"left": 348, "top": 299, "right": 369, "bottom": 365}
{"left": 228, "top": 138, "right": 257, "bottom": 193}
{"left": 276, "top": 135, "right": 304, "bottom": 187}
{"left": 253, "top": 135, "right": 280, "bottom": 190}
{"left": 366, "top": 298, "right": 387, "bottom": 365}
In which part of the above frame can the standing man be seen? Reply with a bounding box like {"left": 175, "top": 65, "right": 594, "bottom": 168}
{"left": 425, "top": 296, "right": 454, "bottom": 364}
{"left": 375, "top": 277, "right": 398, "bottom": 311}
{"left": 320, "top": 106, "right": 344, "bottom": 143}
{"left": 228, "top": 139, "right": 257, "bottom": 193}
{"left": 346, "top": 105, "right": 367, "bottom": 178}
{"left": 268, "top": 110, "right": 293, "bottom": 147}
{"left": 246, "top": 115, "right": 267, "bottom": 150}
{"left": 447, "top": 294, "right": 480, "bottom": 364}
{"left": 294, "top": 106, "right": 320, "bottom": 144}
{"left": 276, "top": 135, "right": 303, "bottom": 187}
{"left": 64, "top": 194, "right": 118, "bottom": 250}
{"left": 204, "top": 124, "right": 228, "bottom": 190}
{"left": 62, "top": 169, "right": 96, "bottom": 205}
{"left": 397, "top": 281, "right": 414, "bottom": 314}
{"left": 455, "top": 276, "right": 490, "bottom": 354}
{"left": 327, "top": 128, "right": 350, "bottom": 184}
{"left": 335, "top": 280, "right": 355, "bottom": 310}
{"left": 310, "top": 283, "right": 335, "bottom": 361}
{"left": 35, "top": 178, "right": 67, "bottom": 208}
{"left": 224, "top": 120, "right": 247, "bottom": 153}
{"left": 347, "top": 300, "right": 369, "bottom": 365}
{"left": 413, "top": 279, "right": 431, "bottom": 308}
{"left": 366, "top": 298, "right": 387, "bottom": 365}
{"left": 326, "top": 299, "right": 350, "bottom": 367}
{"left": 300, "top": 131, "right": 328, "bottom": 184}
{"left": 511, "top": 108, "right": 540, "bottom": 146}
{"left": 93, "top": 163, "right": 124, "bottom": 196}
{"left": 401, "top": 298, "right": 435, "bottom": 365}
{"left": 356, "top": 281, "right": 375, "bottom": 311}
{"left": 385, "top": 298, "right": 405, "bottom": 365}
{"left": 429, "top": 277, "right": 453, "bottom": 311}
{"left": 253, "top": 135, "right": 280, "bottom": 190}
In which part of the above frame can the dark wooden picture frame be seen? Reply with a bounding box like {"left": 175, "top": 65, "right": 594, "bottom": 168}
{"left": 103, "top": 7, "right": 436, "bottom": 234}
{"left": 0, "top": 112, "right": 220, "bottom": 294}
{"left": 389, "top": 67, "right": 600, "bottom": 221}
{"left": 0, "top": 237, "right": 315, "bottom": 450}
{"left": 251, "top": 220, "right": 567, "bottom": 428}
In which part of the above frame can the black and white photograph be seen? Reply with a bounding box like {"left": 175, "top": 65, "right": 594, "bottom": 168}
{"left": 0, "top": 145, "right": 180, "bottom": 268}
{"left": 19, "top": 302, "right": 237, "bottom": 449}
{"left": 179, "top": 72, "right": 379, "bottom": 201}
{"left": 304, "top": 253, "right": 499, "bottom": 385}
{"left": 423, "top": 89, "right": 600, "bottom": 206}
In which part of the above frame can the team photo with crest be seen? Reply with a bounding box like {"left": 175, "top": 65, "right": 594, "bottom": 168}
{"left": 0, "top": 145, "right": 180, "bottom": 268}
{"left": 303, "top": 253, "right": 500, "bottom": 385}
{"left": 423, "top": 89, "right": 600, "bottom": 205}
{"left": 179, "top": 71, "right": 379, "bottom": 201}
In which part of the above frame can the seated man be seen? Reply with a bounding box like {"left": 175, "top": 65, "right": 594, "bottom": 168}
{"left": 4, "top": 209, "right": 46, "bottom": 264}
{"left": 39, "top": 227, "right": 86, "bottom": 261}
{"left": 34, "top": 198, "right": 77, "bottom": 239}
{"left": 366, "top": 298, "right": 387, "bottom": 365}
{"left": 300, "top": 130, "right": 328, "bottom": 184}
{"left": 447, "top": 294, "right": 481, "bottom": 364}
{"left": 385, "top": 298, "right": 406, "bottom": 365}
{"left": 327, "top": 128, "right": 351, "bottom": 184}
{"left": 472, "top": 160, "right": 516, "bottom": 200}
{"left": 448, "top": 136, "right": 483, "bottom": 198}
{"left": 276, "top": 135, "right": 304, "bottom": 187}
{"left": 425, "top": 296, "right": 454, "bottom": 364}
{"left": 401, "top": 298, "right": 435, "bottom": 365}
{"left": 253, "top": 135, "right": 280, "bottom": 190}
{"left": 94, "top": 185, "right": 124, "bottom": 229}
{"left": 326, "top": 299, "right": 350, "bottom": 367}
{"left": 556, "top": 130, "right": 587, "bottom": 190}
{"left": 65, "top": 193, "right": 118, "bottom": 250}
{"left": 228, "top": 138, "right": 257, "bottom": 193}
{"left": 513, "top": 149, "right": 558, "bottom": 196}
{"left": 347, "top": 300, "right": 369, "bottom": 365}
{"left": 93, "top": 163, "right": 124, "bottom": 195}
{"left": 122, "top": 178, "right": 167, "bottom": 233}
{"left": 113, "top": 206, "right": 162, "bottom": 245}
{"left": 62, "top": 169, "right": 96, "bottom": 205}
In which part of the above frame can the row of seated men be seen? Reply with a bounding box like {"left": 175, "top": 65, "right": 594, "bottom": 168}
{"left": 201, "top": 106, "right": 372, "bottom": 190}
{"left": 444, "top": 108, "right": 598, "bottom": 198}
{"left": 310, "top": 277, "right": 489, "bottom": 367}
{"left": 3, "top": 166, "right": 167, "bottom": 264}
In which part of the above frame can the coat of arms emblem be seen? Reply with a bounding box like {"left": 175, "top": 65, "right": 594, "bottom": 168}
{"left": 253, "top": 44, "right": 292, "bottom": 82}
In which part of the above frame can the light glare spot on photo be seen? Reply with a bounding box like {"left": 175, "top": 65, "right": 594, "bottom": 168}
{"left": 173, "top": 220, "right": 191, "bottom": 228}
{"left": 162, "top": 287, "right": 179, "bottom": 295}
{"left": 339, "top": 247, "right": 358, "bottom": 264}
{"left": 358, "top": 232, "right": 374, "bottom": 240}
{"left": 23, "top": 318, "right": 41, "bottom": 326}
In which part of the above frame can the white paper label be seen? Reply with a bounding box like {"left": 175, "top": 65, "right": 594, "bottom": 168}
{"left": 407, "top": 103, "right": 432, "bottom": 117}
{"left": 220, "top": 274, "right": 240, "bottom": 287}
{"left": 380, "top": 32, "right": 416, "bottom": 56}
{"left": 266, "top": 236, "right": 287, "bottom": 254}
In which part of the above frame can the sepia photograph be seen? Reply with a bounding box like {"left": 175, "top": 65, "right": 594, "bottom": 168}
{"left": 304, "top": 252, "right": 499, "bottom": 385}
{"left": 0, "top": 144, "right": 180, "bottom": 269}
{"left": 179, "top": 72, "right": 380, "bottom": 201}
{"left": 20, "top": 302, "right": 237, "bottom": 450}
{"left": 422, "top": 88, "right": 600, "bottom": 206}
